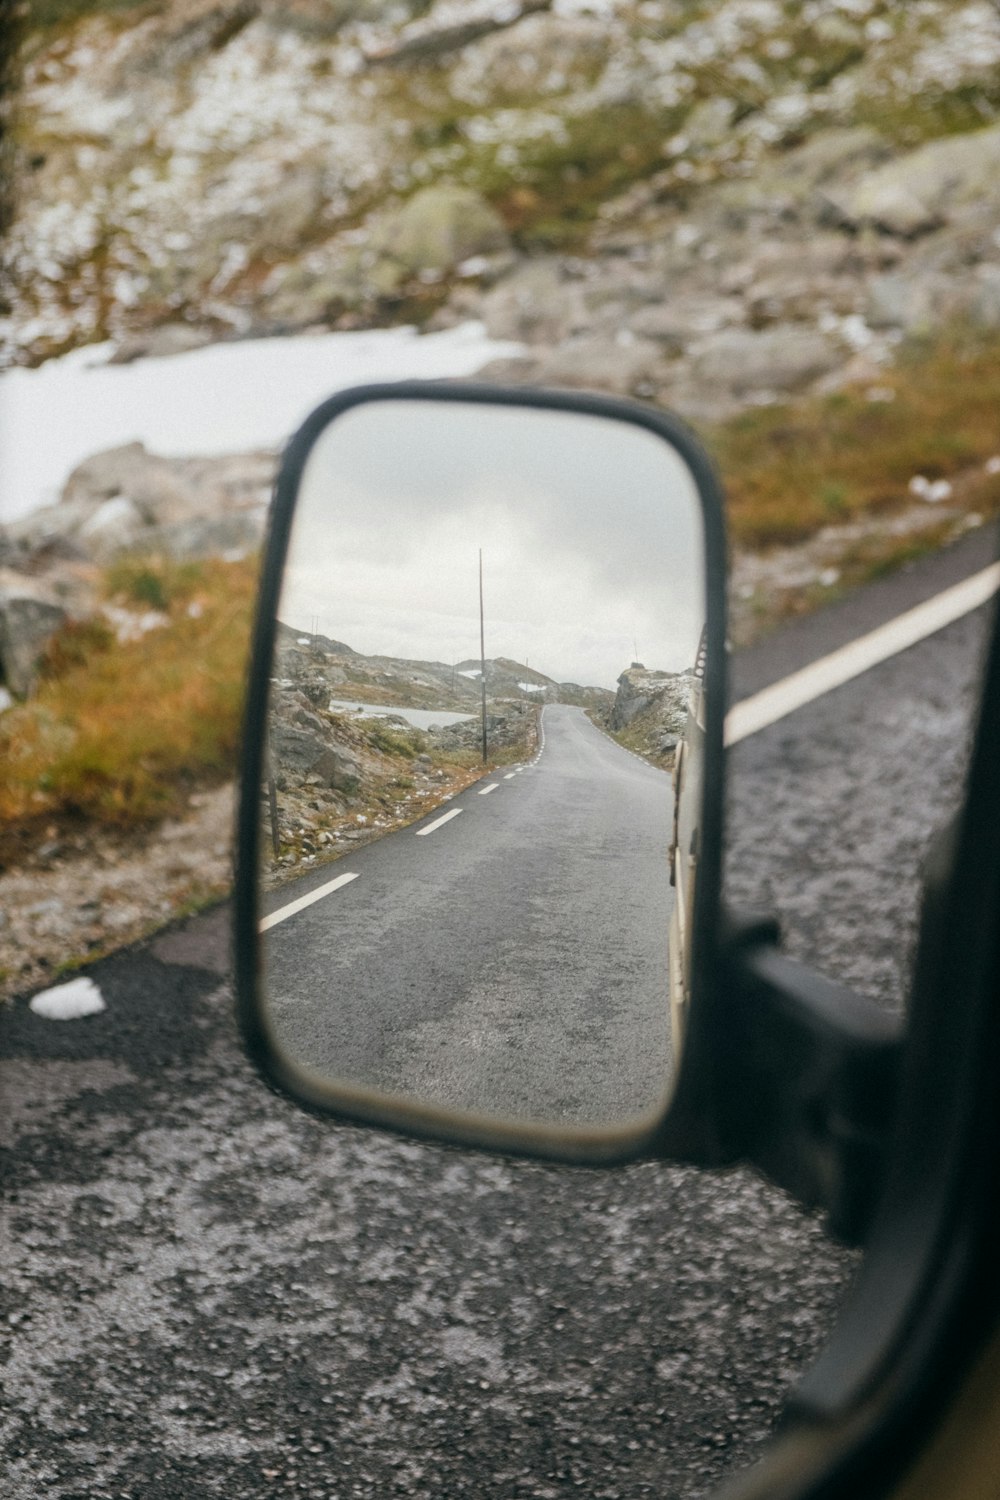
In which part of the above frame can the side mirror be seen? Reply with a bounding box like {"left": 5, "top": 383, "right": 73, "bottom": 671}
{"left": 235, "top": 383, "right": 727, "bottom": 1164}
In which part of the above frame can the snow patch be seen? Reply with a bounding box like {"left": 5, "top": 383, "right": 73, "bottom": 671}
{"left": 29, "top": 976, "right": 106, "bottom": 1020}
{"left": 0, "top": 322, "right": 523, "bottom": 524}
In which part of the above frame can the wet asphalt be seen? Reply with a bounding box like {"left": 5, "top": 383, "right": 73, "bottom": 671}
{"left": 2, "top": 528, "right": 996, "bottom": 1500}
{"left": 264, "top": 704, "right": 675, "bottom": 1126}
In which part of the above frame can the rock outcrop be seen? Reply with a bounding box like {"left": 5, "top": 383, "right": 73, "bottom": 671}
{"left": 0, "top": 443, "right": 275, "bottom": 696}
{"left": 263, "top": 630, "right": 547, "bottom": 878}
{"left": 607, "top": 662, "right": 694, "bottom": 763}
{"left": 5, "top": 0, "right": 1000, "bottom": 428}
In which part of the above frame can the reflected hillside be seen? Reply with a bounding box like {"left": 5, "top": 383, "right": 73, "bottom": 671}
{"left": 265, "top": 624, "right": 614, "bottom": 884}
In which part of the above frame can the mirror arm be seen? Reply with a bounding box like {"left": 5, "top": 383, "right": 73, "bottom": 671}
{"left": 716, "top": 910, "right": 903, "bottom": 1246}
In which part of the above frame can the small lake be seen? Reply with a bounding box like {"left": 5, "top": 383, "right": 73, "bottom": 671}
{"left": 329, "top": 699, "right": 475, "bottom": 731}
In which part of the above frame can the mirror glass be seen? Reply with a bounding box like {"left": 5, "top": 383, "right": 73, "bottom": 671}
{"left": 259, "top": 398, "right": 707, "bottom": 1131}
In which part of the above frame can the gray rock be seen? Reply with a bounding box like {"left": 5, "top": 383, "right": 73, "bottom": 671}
{"left": 827, "top": 124, "right": 1000, "bottom": 237}
{"left": 78, "top": 496, "right": 148, "bottom": 560}
{"left": 146, "top": 511, "right": 266, "bottom": 560}
{"left": 480, "top": 260, "right": 583, "bottom": 344}
{"left": 449, "top": 12, "right": 608, "bottom": 97}
{"left": 61, "top": 442, "right": 197, "bottom": 528}
{"left": 109, "top": 323, "right": 215, "bottom": 364}
{"left": 688, "top": 326, "right": 842, "bottom": 396}
{"left": 0, "top": 579, "right": 68, "bottom": 697}
{"left": 309, "top": 744, "right": 361, "bottom": 791}
{"left": 628, "top": 296, "right": 744, "bottom": 350}
{"left": 271, "top": 723, "right": 360, "bottom": 791}
{"left": 709, "top": 128, "right": 890, "bottom": 223}
{"left": 865, "top": 273, "right": 938, "bottom": 332}
{"left": 970, "top": 265, "right": 1000, "bottom": 330}
{"left": 373, "top": 185, "right": 509, "bottom": 279}
{"left": 365, "top": 0, "right": 551, "bottom": 67}
{"left": 532, "top": 334, "right": 664, "bottom": 395}
{"left": 609, "top": 665, "right": 692, "bottom": 735}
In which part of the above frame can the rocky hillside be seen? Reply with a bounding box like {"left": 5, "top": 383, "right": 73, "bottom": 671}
{"left": 4, "top": 0, "right": 1000, "bottom": 425}
{"left": 265, "top": 627, "right": 546, "bottom": 879}
{"left": 601, "top": 660, "right": 694, "bottom": 766}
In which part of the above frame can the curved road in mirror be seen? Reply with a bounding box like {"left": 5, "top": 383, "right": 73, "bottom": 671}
{"left": 261, "top": 704, "right": 675, "bottom": 1127}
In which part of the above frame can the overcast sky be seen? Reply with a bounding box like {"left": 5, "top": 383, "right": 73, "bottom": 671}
{"left": 278, "top": 398, "right": 706, "bottom": 689}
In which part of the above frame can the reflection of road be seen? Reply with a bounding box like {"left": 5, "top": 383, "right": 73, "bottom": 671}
{"left": 263, "top": 703, "right": 675, "bottom": 1126}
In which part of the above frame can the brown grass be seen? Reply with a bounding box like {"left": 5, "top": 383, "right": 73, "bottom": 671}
{"left": 0, "top": 554, "right": 256, "bottom": 848}
{"left": 711, "top": 329, "right": 1000, "bottom": 551}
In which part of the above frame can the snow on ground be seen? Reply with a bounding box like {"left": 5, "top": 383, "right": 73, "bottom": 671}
{"left": 328, "top": 699, "right": 475, "bottom": 729}
{"left": 29, "top": 976, "right": 106, "bottom": 1020}
{"left": 0, "top": 323, "right": 522, "bottom": 524}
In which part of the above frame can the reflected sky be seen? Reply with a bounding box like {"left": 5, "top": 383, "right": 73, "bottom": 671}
{"left": 279, "top": 399, "right": 706, "bottom": 688}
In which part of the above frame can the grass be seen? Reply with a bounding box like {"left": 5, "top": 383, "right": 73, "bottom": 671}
{"left": 709, "top": 328, "right": 1000, "bottom": 552}
{"left": 0, "top": 553, "right": 257, "bottom": 862}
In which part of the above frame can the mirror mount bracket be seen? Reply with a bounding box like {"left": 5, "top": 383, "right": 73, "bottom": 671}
{"left": 717, "top": 909, "right": 903, "bottom": 1246}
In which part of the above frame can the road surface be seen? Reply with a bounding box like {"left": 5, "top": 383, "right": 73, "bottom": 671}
{"left": 263, "top": 703, "right": 675, "bottom": 1127}
{"left": 2, "top": 523, "right": 996, "bottom": 1499}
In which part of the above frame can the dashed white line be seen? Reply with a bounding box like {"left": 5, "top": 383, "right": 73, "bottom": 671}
{"left": 415, "top": 807, "right": 464, "bottom": 836}
{"left": 503, "top": 772, "right": 517, "bottom": 780}
{"left": 478, "top": 783, "right": 500, "bottom": 795}
{"left": 726, "top": 561, "right": 1000, "bottom": 745}
{"left": 260, "top": 871, "right": 360, "bottom": 932}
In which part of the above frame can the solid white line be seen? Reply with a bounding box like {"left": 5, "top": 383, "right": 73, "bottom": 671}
{"left": 260, "top": 871, "right": 359, "bottom": 932}
{"left": 726, "top": 562, "right": 1000, "bottom": 746}
{"left": 415, "top": 807, "right": 464, "bottom": 836}
{"left": 478, "top": 783, "right": 500, "bottom": 795}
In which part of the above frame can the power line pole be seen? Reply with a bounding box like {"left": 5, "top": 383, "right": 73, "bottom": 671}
{"left": 479, "top": 548, "right": 488, "bottom": 765}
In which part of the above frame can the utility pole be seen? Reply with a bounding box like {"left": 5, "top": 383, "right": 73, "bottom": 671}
{"left": 479, "top": 548, "right": 488, "bottom": 764}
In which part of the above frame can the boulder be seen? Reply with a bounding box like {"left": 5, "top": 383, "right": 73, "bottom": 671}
{"left": 78, "top": 497, "right": 148, "bottom": 560}
{"left": 532, "top": 334, "right": 664, "bottom": 395}
{"left": 309, "top": 745, "right": 361, "bottom": 792}
{"left": 826, "top": 124, "right": 1000, "bottom": 237}
{"left": 865, "top": 273, "right": 938, "bottom": 333}
{"left": 628, "top": 296, "right": 745, "bottom": 349}
{"left": 688, "top": 326, "right": 842, "bottom": 396}
{"left": 145, "top": 511, "right": 266, "bottom": 560}
{"left": 373, "top": 185, "right": 510, "bottom": 280}
{"left": 480, "top": 260, "right": 583, "bottom": 344}
{"left": 61, "top": 442, "right": 196, "bottom": 526}
{"left": 0, "top": 577, "right": 68, "bottom": 697}
{"left": 449, "top": 12, "right": 608, "bottom": 98}
{"left": 609, "top": 665, "right": 692, "bottom": 735}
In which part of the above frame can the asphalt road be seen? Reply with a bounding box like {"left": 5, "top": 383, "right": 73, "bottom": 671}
{"left": 264, "top": 703, "right": 675, "bottom": 1127}
{"left": 2, "top": 528, "right": 996, "bottom": 1500}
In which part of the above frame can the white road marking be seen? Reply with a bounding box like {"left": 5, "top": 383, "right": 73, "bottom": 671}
{"left": 726, "top": 562, "right": 1000, "bottom": 745}
{"left": 503, "top": 772, "right": 517, "bottom": 780}
{"left": 260, "top": 871, "right": 360, "bottom": 931}
{"left": 478, "top": 783, "right": 500, "bottom": 795}
{"left": 415, "top": 807, "right": 464, "bottom": 836}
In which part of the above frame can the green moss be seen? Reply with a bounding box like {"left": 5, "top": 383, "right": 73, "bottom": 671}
{"left": 26, "top": 0, "right": 150, "bottom": 33}
{"left": 855, "top": 82, "right": 1000, "bottom": 147}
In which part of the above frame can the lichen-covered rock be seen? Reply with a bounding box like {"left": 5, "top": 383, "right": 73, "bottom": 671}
{"left": 372, "top": 184, "right": 510, "bottom": 279}
{"left": 11, "top": 445, "right": 274, "bottom": 564}
{"left": 609, "top": 664, "right": 692, "bottom": 736}
{"left": 688, "top": 326, "right": 842, "bottom": 397}
{"left": 827, "top": 124, "right": 1000, "bottom": 237}
{"left": 0, "top": 577, "right": 68, "bottom": 696}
